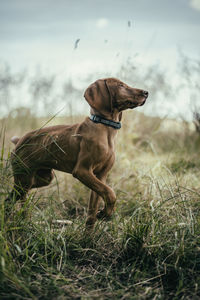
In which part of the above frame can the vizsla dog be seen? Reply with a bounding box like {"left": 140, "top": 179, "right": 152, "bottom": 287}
{"left": 7, "top": 78, "right": 148, "bottom": 228}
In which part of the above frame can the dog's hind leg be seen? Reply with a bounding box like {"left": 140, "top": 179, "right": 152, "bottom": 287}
{"left": 5, "top": 173, "right": 33, "bottom": 216}
{"left": 31, "top": 169, "right": 54, "bottom": 188}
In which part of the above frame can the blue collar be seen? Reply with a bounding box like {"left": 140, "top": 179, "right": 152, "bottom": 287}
{"left": 89, "top": 114, "right": 121, "bottom": 130}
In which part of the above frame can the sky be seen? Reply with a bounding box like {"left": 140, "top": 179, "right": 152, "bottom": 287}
{"left": 0, "top": 0, "right": 200, "bottom": 117}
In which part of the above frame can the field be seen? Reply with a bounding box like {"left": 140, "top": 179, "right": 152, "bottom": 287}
{"left": 0, "top": 111, "right": 200, "bottom": 299}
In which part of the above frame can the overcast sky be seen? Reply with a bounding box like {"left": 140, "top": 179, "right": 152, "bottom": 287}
{"left": 1, "top": 0, "right": 200, "bottom": 75}
{"left": 0, "top": 0, "right": 200, "bottom": 117}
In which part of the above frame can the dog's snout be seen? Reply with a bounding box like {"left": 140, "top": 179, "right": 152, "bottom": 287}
{"left": 142, "top": 90, "right": 148, "bottom": 97}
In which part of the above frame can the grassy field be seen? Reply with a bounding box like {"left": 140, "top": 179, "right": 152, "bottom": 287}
{"left": 0, "top": 111, "right": 200, "bottom": 299}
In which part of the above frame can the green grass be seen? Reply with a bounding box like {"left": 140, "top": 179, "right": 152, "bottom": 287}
{"left": 1, "top": 112, "right": 200, "bottom": 299}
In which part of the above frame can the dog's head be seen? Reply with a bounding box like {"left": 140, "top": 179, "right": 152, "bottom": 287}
{"left": 84, "top": 78, "right": 148, "bottom": 117}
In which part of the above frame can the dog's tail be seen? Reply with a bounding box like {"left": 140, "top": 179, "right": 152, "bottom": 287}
{"left": 11, "top": 136, "right": 20, "bottom": 145}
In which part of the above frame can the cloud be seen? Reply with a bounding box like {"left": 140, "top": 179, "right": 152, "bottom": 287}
{"left": 96, "top": 18, "right": 109, "bottom": 29}
{"left": 189, "top": 0, "right": 200, "bottom": 11}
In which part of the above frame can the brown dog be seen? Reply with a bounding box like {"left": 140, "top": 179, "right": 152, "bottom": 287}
{"left": 7, "top": 78, "right": 148, "bottom": 228}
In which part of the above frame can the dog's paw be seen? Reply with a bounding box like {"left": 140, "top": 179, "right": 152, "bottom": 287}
{"left": 96, "top": 210, "right": 113, "bottom": 221}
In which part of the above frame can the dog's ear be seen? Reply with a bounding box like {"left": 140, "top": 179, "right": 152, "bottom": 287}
{"left": 84, "top": 79, "right": 112, "bottom": 115}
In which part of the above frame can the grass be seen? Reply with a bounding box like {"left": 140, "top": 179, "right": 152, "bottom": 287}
{"left": 0, "top": 111, "right": 200, "bottom": 299}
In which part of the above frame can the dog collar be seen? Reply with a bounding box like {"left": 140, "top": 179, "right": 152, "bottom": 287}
{"left": 89, "top": 114, "right": 121, "bottom": 130}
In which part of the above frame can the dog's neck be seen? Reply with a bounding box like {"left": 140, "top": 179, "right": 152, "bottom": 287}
{"left": 90, "top": 108, "right": 122, "bottom": 122}
{"left": 89, "top": 108, "right": 122, "bottom": 130}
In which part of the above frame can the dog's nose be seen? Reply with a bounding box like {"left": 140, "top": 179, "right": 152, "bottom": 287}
{"left": 142, "top": 90, "right": 148, "bottom": 97}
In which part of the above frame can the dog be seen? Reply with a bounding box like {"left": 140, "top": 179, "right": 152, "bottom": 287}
{"left": 6, "top": 78, "right": 148, "bottom": 228}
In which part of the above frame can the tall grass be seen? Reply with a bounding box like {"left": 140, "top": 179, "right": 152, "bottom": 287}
{"left": 0, "top": 112, "right": 200, "bottom": 299}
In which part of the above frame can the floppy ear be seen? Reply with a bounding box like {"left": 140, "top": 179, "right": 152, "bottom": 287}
{"left": 84, "top": 79, "right": 112, "bottom": 115}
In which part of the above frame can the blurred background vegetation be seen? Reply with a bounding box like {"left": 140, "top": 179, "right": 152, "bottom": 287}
{"left": 1, "top": 52, "right": 200, "bottom": 133}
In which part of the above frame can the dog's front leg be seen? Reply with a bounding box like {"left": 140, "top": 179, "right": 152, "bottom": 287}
{"left": 72, "top": 167, "right": 116, "bottom": 223}
{"left": 86, "top": 191, "right": 101, "bottom": 229}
